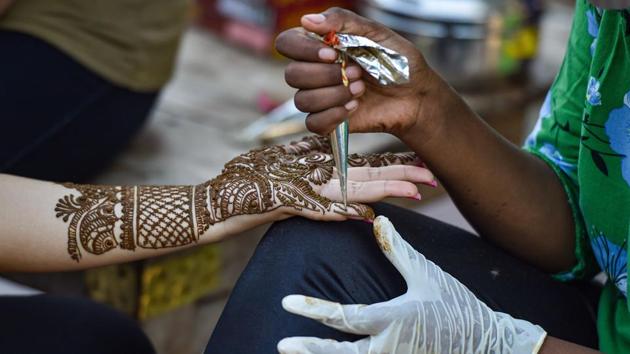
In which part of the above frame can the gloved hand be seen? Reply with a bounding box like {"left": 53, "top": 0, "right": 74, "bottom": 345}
{"left": 278, "top": 216, "right": 547, "bottom": 354}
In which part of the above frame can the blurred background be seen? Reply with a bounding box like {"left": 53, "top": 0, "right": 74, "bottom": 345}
{"left": 0, "top": 0, "right": 576, "bottom": 353}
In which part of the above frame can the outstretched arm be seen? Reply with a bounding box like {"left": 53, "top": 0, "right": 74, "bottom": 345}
{"left": 0, "top": 136, "right": 434, "bottom": 272}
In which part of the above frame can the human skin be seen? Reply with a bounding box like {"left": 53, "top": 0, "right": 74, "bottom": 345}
{"left": 0, "top": 137, "right": 434, "bottom": 272}
{"left": 275, "top": 8, "right": 602, "bottom": 353}
{"left": 275, "top": 9, "right": 576, "bottom": 274}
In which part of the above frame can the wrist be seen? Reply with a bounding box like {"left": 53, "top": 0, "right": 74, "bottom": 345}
{"left": 396, "top": 68, "right": 450, "bottom": 153}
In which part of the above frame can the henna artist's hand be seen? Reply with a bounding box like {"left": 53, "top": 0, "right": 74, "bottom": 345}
{"left": 275, "top": 8, "right": 441, "bottom": 140}
{"left": 202, "top": 135, "right": 434, "bottom": 240}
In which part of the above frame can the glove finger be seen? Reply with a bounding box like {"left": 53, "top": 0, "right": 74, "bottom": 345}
{"left": 277, "top": 337, "right": 370, "bottom": 354}
{"left": 282, "top": 295, "right": 378, "bottom": 335}
{"left": 373, "top": 215, "right": 429, "bottom": 287}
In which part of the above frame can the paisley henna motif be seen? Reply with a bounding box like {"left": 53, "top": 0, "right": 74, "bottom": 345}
{"left": 55, "top": 136, "right": 415, "bottom": 262}
{"left": 55, "top": 184, "right": 122, "bottom": 261}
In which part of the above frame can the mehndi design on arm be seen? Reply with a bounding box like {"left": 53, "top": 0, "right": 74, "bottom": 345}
{"left": 55, "top": 136, "right": 417, "bottom": 261}
{"left": 55, "top": 184, "right": 201, "bottom": 261}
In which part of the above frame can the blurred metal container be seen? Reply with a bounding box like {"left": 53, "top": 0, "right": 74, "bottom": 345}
{"left": 359, "top": 0, "right": 540, "bottom": 89}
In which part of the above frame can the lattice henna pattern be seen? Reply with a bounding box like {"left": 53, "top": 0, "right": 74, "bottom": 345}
{"left": 55, "top": 136, "right": 417, "bottom": 261}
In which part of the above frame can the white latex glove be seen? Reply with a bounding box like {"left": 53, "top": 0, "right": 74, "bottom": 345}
{"left": 278, "top": 216, "right": 547, "bottom": 354}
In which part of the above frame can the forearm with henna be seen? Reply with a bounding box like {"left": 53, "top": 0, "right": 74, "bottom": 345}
{"left": 55, "top": 138, "right": 374, "bottom": 263}
{"left": 0, "top": 136, "right": 426, "bottom": 272}
{"left": 401, "top": 74, "right": 576, "bottom": 272}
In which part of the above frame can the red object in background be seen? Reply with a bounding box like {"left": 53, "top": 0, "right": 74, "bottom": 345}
{"left": 197, "top": 0, "right": 225, "bottom": 31}
{"left": 196, "top": 0, "right": 355, "bottom": 57}
{"left": 256, "top": 91, "right": 282, "bottom": 113}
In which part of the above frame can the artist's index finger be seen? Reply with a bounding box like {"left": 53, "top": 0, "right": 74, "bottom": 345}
{"left": 275, "top": 27, "right": 337, "bottom": 63}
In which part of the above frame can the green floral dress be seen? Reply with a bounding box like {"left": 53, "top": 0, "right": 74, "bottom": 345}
{"left": 524, "top": 1, "right": 630, "bottom": 351}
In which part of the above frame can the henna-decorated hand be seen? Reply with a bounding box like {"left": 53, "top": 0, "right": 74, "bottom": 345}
{"left": 200, "top": 135, "right": 434, "bottom": 241}
{"left": 55, "top": 136, "right": 433, "bottom": 262}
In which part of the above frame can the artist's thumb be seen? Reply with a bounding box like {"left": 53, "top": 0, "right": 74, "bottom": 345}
{"left": 301, "top": 8, "right": 383, "bottom": 39}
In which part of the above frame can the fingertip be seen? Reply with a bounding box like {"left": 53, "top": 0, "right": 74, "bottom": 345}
{"left": 305, "top": 108, "right": 346, "bottom": 135}
{"left": 385, "top": 180, "right": 419, "bottom": 198}
{"left": 282, "top": 294, "right": 304, "bottom": 312}
{"left": 406, "top": 193, "right": 422, "bottom": 201}
{"left": 421, "top": 180, "right": 438, "bottom": 188}
{"left": 277, "top": 337, "right": 294, "bottom": 353}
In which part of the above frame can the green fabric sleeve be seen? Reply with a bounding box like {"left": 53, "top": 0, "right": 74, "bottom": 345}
{"left": 522, "top": 0, "right": 599, "bottom": 281}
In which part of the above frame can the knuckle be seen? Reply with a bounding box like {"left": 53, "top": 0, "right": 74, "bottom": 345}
{"left": 367, "top": 167, "right": 380, "bottom": 179}
{"left": 349, "top": 181, "right": 363, "bottom": 194}
{"left": 402, "top": 165, "right": 413, "bottom": 179}
{"left": 327, "top": 7, "right": 344, "bottom": 14}
{"left": 383, "top": 180, "right": 391, "bottom": 193}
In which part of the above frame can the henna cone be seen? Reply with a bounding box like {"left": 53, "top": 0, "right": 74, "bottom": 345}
{"left": 329, "top": 121, "right": 349, "bottom": 209}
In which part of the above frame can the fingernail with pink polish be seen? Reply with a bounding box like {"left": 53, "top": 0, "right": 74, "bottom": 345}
{"left": 420, "top": 180, "right": 438, "bottom": 188}
{"left": 407, "top": 193, "right": 422, "bottom": 201}
{"left": 363, "top": 218, "right": 374, "bottom": 224}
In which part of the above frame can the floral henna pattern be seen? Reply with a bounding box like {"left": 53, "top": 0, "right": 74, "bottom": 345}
{"left": 55, "top": 136, "right": 416, "bottom": 261}
{"left": 200, "top": 136, "right": 370, "bottom": 224}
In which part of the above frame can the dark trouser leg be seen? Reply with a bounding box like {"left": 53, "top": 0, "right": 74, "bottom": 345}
{"left": 0, "top": 30, "right": 158, "bottom": 182}
{"left": 0, "top": 295, "right": 154, "bottom": 354}
{"left": 205, "top": 203, "right": 599, "bottom": 353}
